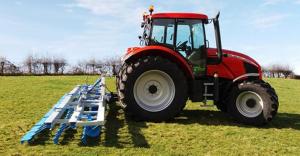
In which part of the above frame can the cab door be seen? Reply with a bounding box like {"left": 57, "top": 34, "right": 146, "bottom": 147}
{"left": 175, "top": 19, "right": 207, "bottom": 78}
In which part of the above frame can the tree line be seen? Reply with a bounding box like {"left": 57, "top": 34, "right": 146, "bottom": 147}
{"left": 262, "top": 64, "right": 295, "bottom": 79}
{"left": 0, "top": 55, "right": 121, "bottom": 76}
{"left": 24, "top": 55, "right": 67, "bottom": 75}
{"left": 0, "top": 55, "right": 297, "bottom": 79}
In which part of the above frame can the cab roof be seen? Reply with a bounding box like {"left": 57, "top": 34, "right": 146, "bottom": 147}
{"left": 151, "top": 13, "right": 208, "bottom": 20}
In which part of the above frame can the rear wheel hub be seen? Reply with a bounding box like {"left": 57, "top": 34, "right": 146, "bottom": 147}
{"left": 133, "top": 70, "right": 175, "bottom": 112}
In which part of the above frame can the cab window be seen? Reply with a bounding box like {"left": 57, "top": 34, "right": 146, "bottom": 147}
{"left": 150, "top": 19, "right": 175, "bottom": 49}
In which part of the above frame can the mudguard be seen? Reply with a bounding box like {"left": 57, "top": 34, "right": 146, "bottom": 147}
{"left": 122, "top": 46, "right": 194, "bottom": 79}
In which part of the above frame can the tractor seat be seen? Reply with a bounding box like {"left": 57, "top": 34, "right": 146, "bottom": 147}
{"left": 188, "top": 50, "right": 200, "bottom": 65}
{"left": 188, "top": 46, "right": 206, "bottom": 65}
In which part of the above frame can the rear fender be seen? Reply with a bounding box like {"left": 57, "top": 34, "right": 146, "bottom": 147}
{"left": 123, "top": 46, "right": 194, "bottom": 79}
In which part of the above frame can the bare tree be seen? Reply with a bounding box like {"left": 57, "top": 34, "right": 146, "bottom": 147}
{"left": 24, "top": 55, "right": 33, "bottom": 74}
{"left": 106, "top": 56, "right": 121, "bottom": 76}
{"left": 71, "top": 61, "right": 86, "bottom": 75}
{"left": 265, "top": 63, "right": 294, "bottom": 78}
{"left": 53, "top": 57, "right": 67, "bottom": 74}
{"left": 0, "top": 57, "right": 5, "bottom": 75}
{"left": 32, "top": 57, "right": 42, "bottom": 74}
{"left": 281, "top": 64, "right": 294, "bottom": 78}
{"left": 270, "top": 64, "right": 278, "bottom": 78}
{"left": 86, "top": 58, "right": 97, "bottom": 74}
{"left": 53, "top": 59, "right": 60, "bottom": 74}
{"left": 41, "top": 57, "right": 52, "bottom": 75}
{"left": 7, "top": 64, "right": 18, "bottom": 74}
{"left": 59, "top": 58, "right": 67, "bottom": 74}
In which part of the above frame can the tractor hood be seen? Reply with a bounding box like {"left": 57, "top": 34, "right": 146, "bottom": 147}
{"left": 207, "top": 48, "right": 262, "bottom": 80}
{"left": 207, "top": 48, "right": 260, "bottom": 68}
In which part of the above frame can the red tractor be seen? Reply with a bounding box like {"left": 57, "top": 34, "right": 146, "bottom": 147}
{"left": 117, "top": 6, "right": 279, "bottom": 125}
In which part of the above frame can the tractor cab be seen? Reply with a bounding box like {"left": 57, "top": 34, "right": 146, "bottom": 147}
{"left": 140, "top": 6, "right": 223, "bottom": 78}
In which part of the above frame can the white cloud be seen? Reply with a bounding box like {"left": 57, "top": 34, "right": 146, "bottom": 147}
{"left": 71, "top": 0, "right": 223, "bottom": 21}
{"left": 262, "top": 0, "right": 300, "bottom": 5}
{"left": 262, "top": 0, "right": 286, "bottom": 5}
{"left": 75, "top": 0, "right": 139, "bottom": 16}
{"left": 73, "top": 0, "right": 145, "bottom": 25}
{"left": 253, "top": 14, "right": 288, "bottom": 29}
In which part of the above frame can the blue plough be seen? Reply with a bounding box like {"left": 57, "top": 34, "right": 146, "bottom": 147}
{"left": 20, "top": 77, "right": 117, "bottom": 145}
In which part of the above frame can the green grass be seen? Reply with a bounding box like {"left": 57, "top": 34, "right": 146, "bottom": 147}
{"left": 0, "top": 76, "right": 300, "bottom": 155}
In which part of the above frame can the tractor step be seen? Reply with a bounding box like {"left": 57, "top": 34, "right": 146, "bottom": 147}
{"left": 201, "top": 82, "right": 215, "bottom": 107}
{"left": 21, "top": 77, "right": 114, "bottom": 145}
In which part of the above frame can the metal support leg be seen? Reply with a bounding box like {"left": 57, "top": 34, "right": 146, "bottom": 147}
{"left": 53, "top": 108, "right": 74, "bottom": 144}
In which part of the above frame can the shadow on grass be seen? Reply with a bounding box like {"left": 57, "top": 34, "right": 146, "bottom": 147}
{"left": 60, "top": 129, "right": 77, "bottom": 145}
{"left": 125, "top": 115, "right": 150, "bottom": 148}
{"left": 171, "top": 109, "right": 300, "bottom": 130}
{"left": 78, "top": 135, "right": 101, "bottom": 147}
{"left": 27, "top": 104, "right": 300, "bottom": 146}
{"left": 103, "top": 103, "right": 150, "bottom": 148}
{"left": 27, "top": 128, "right": 78, "bottom": 146}
{"left": 77, "top": 102, "right": 150, "bottom": 147}
{"left": 28, "top": 129, "right": 51, "bottom": 146}
{"left": 103, "top": 103, "right": 124, "bottom": 148}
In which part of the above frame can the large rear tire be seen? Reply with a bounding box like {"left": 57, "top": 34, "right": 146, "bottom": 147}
{"left": 117, "top": 56, "right": 188, "bottom": 121}
{"left": 227, "top": 80, "right": 279, "bottom": 125}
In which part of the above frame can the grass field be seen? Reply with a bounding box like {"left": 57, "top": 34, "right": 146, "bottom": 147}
{"left": 0, "top": 76, "right": 300, "bottom": 155}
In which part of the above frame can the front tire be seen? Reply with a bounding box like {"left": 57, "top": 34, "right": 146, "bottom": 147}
{"left": 118, "top": 56, "right": 188, "bottom": 121}
{"left": 227, "top": 80, "right": 279, "bottom": 125}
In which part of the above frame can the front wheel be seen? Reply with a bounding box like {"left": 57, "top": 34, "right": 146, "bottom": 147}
{"left": 227, "top": 80, "right": 279, "bottom": 125}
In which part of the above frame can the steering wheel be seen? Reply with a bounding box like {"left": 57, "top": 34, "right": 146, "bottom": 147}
{"left": 177, "top": 41, "right": 188, "bottom": 50}
{"left": 177, "top": 41, "right": 192, "bottom": 56}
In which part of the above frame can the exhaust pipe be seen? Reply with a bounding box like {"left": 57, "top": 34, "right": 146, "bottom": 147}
{"left": 213, "top": 12, "right": 223, "bottom": 64}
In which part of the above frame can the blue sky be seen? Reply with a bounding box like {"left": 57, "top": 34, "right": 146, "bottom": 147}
{"left": 0, "top": 0, "right": 299, "bottom": 74}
